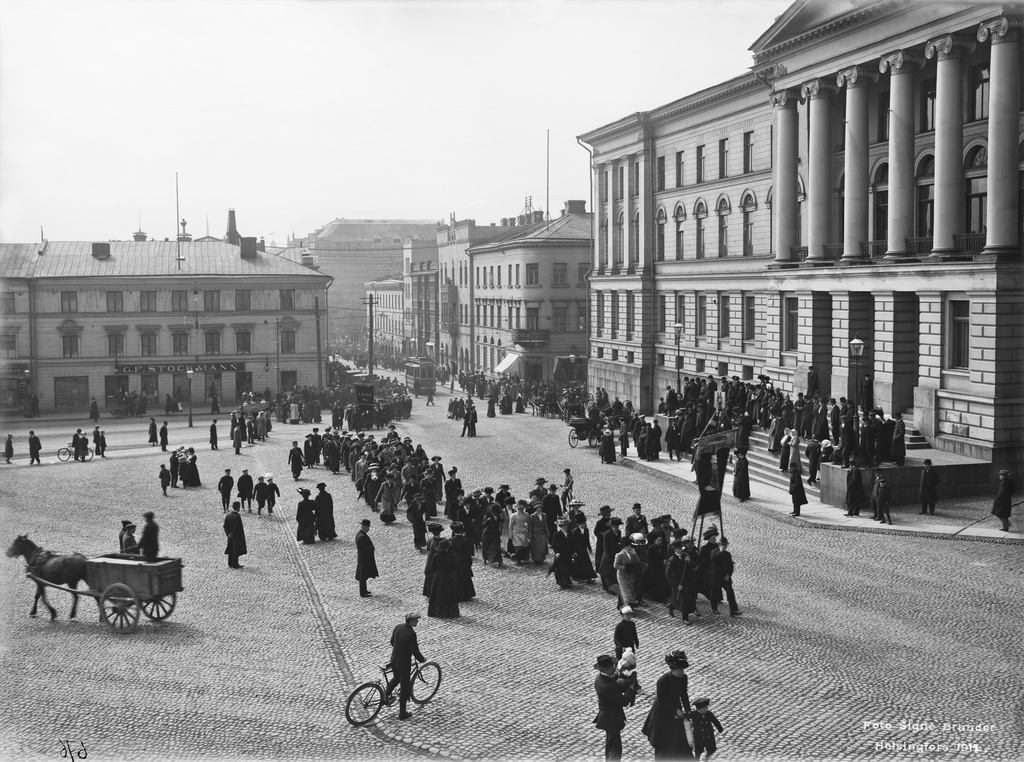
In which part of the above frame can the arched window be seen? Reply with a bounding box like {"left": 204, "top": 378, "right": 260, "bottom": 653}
{"left": 673, "top": 204, "right": 686, "bottom": 260}
{"left": 694, "top": 200, "right": 708, "bottom": 259}
{"left": 915, "top": 155, "right": 935, "bottom": 238}
{"left": 740, "top": 192, "right": 757, "bottom": 256}
{"left": 655, "top": 208, "right": 667, "bottom": 262}
{"left": 873, "top": 162, "right": 889, "bottom": 241}
{"left": 964, "top": 145, "right": 987, "bottom": 234}
{"left": 716, "top": 197, "right": 731, "bottom": 257}
{"left": 614, "top": 213, "right": 624, "bottom": 267}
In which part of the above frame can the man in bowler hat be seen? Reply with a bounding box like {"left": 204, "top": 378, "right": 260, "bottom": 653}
{"left": 355, "top": 519, "right": 378, "bottom": 597}
{"left": 593, "top": 653, "right": 637, "bottom": 761}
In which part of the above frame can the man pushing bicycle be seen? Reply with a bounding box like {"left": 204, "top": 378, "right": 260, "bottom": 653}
{"left": 385, "top": 612, "right": 426, "bottom": 720}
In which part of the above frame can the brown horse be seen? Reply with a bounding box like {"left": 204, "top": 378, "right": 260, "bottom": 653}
{"left": 6, "top": 535, "right": 88, "bottom": 620}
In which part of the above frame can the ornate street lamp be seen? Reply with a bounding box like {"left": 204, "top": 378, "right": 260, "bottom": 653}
{"left": 673, "top": 322, "right": 684, "bottom": 393}
{"left": 186, "top": 368, "right": 194, "bottom": 428}
{"left": 850, "top": 334, "right": 864, "bottom": 455}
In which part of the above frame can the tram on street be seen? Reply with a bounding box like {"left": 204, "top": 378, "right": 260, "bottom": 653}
{"left": 404, "top": 357, "right": 435, "bottom": 394}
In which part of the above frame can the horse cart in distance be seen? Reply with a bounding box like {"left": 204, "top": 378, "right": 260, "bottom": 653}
{"left": 567, "top": 417, "right": 601, "bottom": 448}
{"left": 8, "top": 536, "right": 184, "bottom": 634}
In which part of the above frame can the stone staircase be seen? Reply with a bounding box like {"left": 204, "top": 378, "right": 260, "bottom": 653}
{"left": 902, "top": 407, "right": 930, "bottom": 450}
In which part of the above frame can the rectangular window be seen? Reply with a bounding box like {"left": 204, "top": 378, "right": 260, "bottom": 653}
{"left": 515, "top": 264, "right": 521, "bottom": 286}
{"left": 107, "top": 333, "right": 125, "bottom": 357}
{"left": 205, "top": 333, "right": 221, "bottom": 355}
{"left": 526, "top": 307, "right": 540, "bottom": 330}
{"left": 627, "top": 292, "right": 635, "bottom": 338}
{"left": 489, "top": 266, "right": 494, "bottom": 287}
{"left": 921, "top": 78, "right": 937, "bottom": 132}
{"left": 61, "top": 291, "right": 78, "bottom": 313}
{"left": 697, "top": 295, "right": 707, "bottom": 336}
{"left": 475, "top": 267, "right": 480, "bottom": 288}
{"left": 675, "top": 293, "right": 685, "bottom": 331}
{"left": 656, "top": 224, "right": 665, "bottom": 262}
{"left": 616, "top": 166, "right": 624, "bottom": 200}
{"left": 235, "top": 290, "right": 251, "bottom": 311}
{"left": 610, "top": 292, "right": 619, "bottom": 339}
{"left": 280, "top": 290, "right": 295, "bottom": 310}
{"left": 718, "top": 214, "right": 728, "bottom": 257}
{"left": 675, "top": 151, "right": 683, "bottom": 188}
{"left": 552, "top": 306, "right": 568, "bottom": 332}
{"left": 719, "top": 295, "right": 731, "bottom": 338}
{"left": 497, "top": 266, "right": 501, "bottom": 287}
{"left": 632, "top": 162, "right": 639, "bottom": 197}
{"left": 508, "top": 264, "right": 512, "bottom": 285}
{"left": 106, "top": 291, "right": 123, "bottom": 313}
{"left": 0, "top": 333, "right": 16, "bottom": 358}
{"left": 578, "top": 262, "right": 588, "bottom": 284}
{"left": 140, "top": 291, "right": 156, "bottom": 312}
{"left": 696, "top": 145, "right": 705, "bottom": 183}
{"left": 718, "top": 138, "right": 729, "bottom": 179}
{"left": 949, "top": 300, "right": 970, "bottom": 369}
{"left": 62, "top": 335, "right": 79, "bottom": 358}
{"left": 526, "top": 263, "right": 540, "bottom": 286}
{"left": 171, "top": 291, "right": 189, "bottom": 312}
{"left": 657, "top": 156, "right": 665, "bottom": 192}
{"left": 696, "top": 218, "right": 705, "bottom": 259}
{"left": 204, "top": 291, "right": 220, "bottom": 312}
{"left": 743, "top": 210, "right": 754, "bottom": 256}
{"left": 281, "top": 330, "right": 296, "bottom": 354}
{"left": 877, "top": 89, "right": 890, "bottom": 141}
{"left": 658, "top": 295, "right": 666, "bottom": 333}
{"left": 236, "top": 331, "right": 251, "bottom": 354}
{"left": 971, "top": 65, "right": 989, "bottom": 122}
{"left": 553, "top": 263, "right": 568, "bottom": 286}
{"left": 280, "top": 370, "right": 297, "bottom": 390}
{"left": 743, "top": 131, "right": 754, "bottom": 173}
{"left": 140, "top": 333, "right": 157, "bottom": 357}
{"left": 676, "top": 222, "right": 684, "bottom": 260}
{"left": 596, "top": 294, "right": 604, "bottom": 338}
{"left": 784, "top": 297, "right": 799, "bottom": 352}
{"left": 2, "top": 291, "right": 14, "bottom": 314}
{"left": 743, "top": 295, "right": 756, "bottom": 341}
{"left": 966, "top": 177, "right": 987, "bottom": 234}
{"left": 172, "top": 332, "right": 189, "bottom": 356}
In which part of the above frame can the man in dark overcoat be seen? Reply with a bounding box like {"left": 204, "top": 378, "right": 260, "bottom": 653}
{"left": 28, "top": 430, "right": 42, "bottom": 464}
{"left": 237, "top": 468, "right": 254, "bottom": 512}
{"left": 139, "top": 511, "right": 160, "bottom": 561}
{"left": 210, "top": 420, "right": 218, "bottom": 450}
{"left": 919, "top": 459, "right": 940, "bottom": 515}
{"left": 169, "top": 451, "right": 180, "bottom": 488}
{"left": 592, "top": 653, "right": 637, "bottom": 761}
{"left": 217, "top": 469, "right": 234, "bottom": 511}
{"left": 991, "top": 470, "right": 1015, "bottom": 532}
{"left": 159, "top": 422, "right": 169, "bottom": 452}
{"left": 315, "top": 482, "right": 337, "bottom": 540}
{"left": 384, "top": 613, "right": 426, "bottom": 720}
{"left": 356, "top": 519, "right": 378, "bottom": 596}
{"left": 288, "top": 440, "right": 304, "bottom": 480}
{"left": 224, "top": 501, "right": 247, "bottom": 569}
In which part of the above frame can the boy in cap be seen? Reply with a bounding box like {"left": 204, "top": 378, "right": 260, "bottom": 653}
{"left": 689, "top": 697, "right": 724, "bottom": 759}
{"left": 613, "top": 606, "right": 639, "bottom": 661}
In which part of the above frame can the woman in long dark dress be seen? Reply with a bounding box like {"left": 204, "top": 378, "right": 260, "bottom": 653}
{"left": 481, "top": 506, "right": 503, "bottom": 566}
{"left": 548, "top": 519, "right": 575, "bottom": 588}
{"left": 569, "top": 513, "right": 598, "bottom": 581}
{"left": 732, "top": 450, "right": 751, "bottom": 501}
{"left": 295, "top": 489, "right": 316, "bottom": 544}
{"left": 600, "top": 427, "right": 616, "bottom": 464}
{"left": 314, "top": 484, "right": 337, "bottom": 541}
{"left": 643, "top": 535, "right": 670, "bottom": 603}
{"left": 427, "top": 539, "right": 460, "bottom": 618}
{"left": 778, "top": 429, "right": 792, "bottom": 471}
{"left": 422, "top": 523, "right": 444, "bottom": 596}
{"left": 641, "top": 650, "right": 692, "bottom": 760}
{"left": 407, "top": 493, "right": 428, "bottom": 551}
{"left": 449, "top": 523, "right": 476, "bottom": 601}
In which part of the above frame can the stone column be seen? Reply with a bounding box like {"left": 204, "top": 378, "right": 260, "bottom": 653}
{"left": 978, "top": 17, "right": 1023, "bottom": 258}
{"left": 626, "top": 155, "right": 638, "bottom": 269}
{"left": 636, "top": 150, "right": 650, "bottom": 270}
{"left": 771, "top": 89, "right": 799, "bottom": 264}
{"left": 924, "top": 35, "right": 972, "bottom": 256}
{"left": 837, "top": 66, "right": 876, "bottom": 263}
{"left": 801, "top": 79, "right": 836, "bottom": 263}
{"left": 594, "top": 163, "right": 605, "bottom": 271}
{"left": 605, "top": 162, "right": 616, "bottom": 269}
{"left": 880, "top": 51, "right": 923, "bottom": 260}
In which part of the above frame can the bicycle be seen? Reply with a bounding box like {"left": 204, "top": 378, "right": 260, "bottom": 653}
{"left": 344, "top": 661, "right": 442, "bottom": 726}
{"left": 57, "top": 443, "right": 94, "bottom": 462}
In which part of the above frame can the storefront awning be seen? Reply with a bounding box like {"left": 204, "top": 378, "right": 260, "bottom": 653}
{"left": 494, "top": 353, "right": 521, "bottom": 374}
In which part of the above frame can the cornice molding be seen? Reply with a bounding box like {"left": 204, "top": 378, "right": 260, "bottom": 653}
{"left": 752, "top": 1, "right": 897, "bottom": 66}
{"left": 648, "top": 78, "right": 764, "bottom": 125}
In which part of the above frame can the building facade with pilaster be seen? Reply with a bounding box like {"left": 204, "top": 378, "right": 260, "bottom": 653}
{"left": 579, "top": 0, "right": 1023, "bottom": 471}
{"left": 363, "top": 278, "right": 404, "bottom": 365}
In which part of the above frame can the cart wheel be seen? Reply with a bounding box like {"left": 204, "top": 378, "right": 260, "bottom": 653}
{"left": 588, "top": 431, "right": 600, "bottom": 448}
{"left": 568, "top": 429, "right": 579, "bottom": 448}
{"left": 141, "top": 592, "right": 177, "bottom": 621}
{"left": 99, "top": 583, "right": 141, "bottom": 633}
{"left": 112, "top": 407, "right": 126, "bottom": 419}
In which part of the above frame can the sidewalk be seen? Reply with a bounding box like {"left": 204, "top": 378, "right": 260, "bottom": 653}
{"left": 614, "top": 442, "right": 1023, "bottom": 543}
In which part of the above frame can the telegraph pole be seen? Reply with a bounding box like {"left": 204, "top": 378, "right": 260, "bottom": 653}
{"left": 364, "top": 294, "right": 376, "bottom": 379}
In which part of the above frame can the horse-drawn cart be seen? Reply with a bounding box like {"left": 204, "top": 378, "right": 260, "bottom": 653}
{"left": 567, "top": 417, "right": 600, "bottom": 448}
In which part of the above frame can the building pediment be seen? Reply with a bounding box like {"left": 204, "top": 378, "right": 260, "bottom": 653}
{"left": 751, "top": 0, "right": 893, "bottom": 64}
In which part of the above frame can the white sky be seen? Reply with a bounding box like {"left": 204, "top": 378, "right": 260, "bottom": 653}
{"left": 0, "top": 0, "right": 789, "bottom": 245}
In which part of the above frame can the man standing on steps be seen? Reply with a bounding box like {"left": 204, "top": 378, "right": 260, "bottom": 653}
{"left": 384, "top": 613, "right": 426, "bottom": 720}
{"left": 218, "top": 469, "right": 234, "bottom": 512}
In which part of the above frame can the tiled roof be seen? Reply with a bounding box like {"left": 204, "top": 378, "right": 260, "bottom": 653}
{"left": 0, "top": 241, "right": 331, "bottom": 280}
{"left": 471, "top": 212, "right": 592, "bottom": 250}
{"left": 315, "top": 219, "right": 439, "bottom": 243}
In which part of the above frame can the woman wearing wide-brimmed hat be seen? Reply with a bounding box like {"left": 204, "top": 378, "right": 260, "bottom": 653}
{"left": 641, "top": 650, "right": 693, "bottom": 759}
{"left": 295, "top": 488, "right": 316, "bottom": 544}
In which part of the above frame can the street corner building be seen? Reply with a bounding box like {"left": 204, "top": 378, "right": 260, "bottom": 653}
{"left": 0, "top": 230, "right": 332, "bottom": 415}
{"left": 577, "top": 0, "right": 1024, "bottom": 474}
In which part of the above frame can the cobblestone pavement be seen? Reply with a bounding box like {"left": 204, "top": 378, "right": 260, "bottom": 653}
{"left": 2, "top": 395, "right": 1023, "bottom": 762}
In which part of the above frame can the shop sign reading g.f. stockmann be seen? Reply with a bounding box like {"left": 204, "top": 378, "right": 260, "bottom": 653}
{"left": 116, "top": 363, "right": 247, "bottom": 374}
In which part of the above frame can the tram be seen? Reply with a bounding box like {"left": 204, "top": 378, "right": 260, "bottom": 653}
{"left": 404, "top": 358, "right": 435, "bottom": 393}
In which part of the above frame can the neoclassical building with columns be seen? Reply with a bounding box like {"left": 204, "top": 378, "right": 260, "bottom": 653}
{"left": 579, "top": 0, "right": 1022, "bottom": 470}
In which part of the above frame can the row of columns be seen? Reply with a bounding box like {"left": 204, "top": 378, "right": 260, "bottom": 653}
{"left": 772, "top": 16, "right": 1021, "bottom": 264}
{"left": 595, "top": 145, "right": 653, "bottom": 272}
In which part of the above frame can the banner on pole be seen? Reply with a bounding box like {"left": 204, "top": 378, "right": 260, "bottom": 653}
{"left": 692, "top": 429, "right": 737, "bottom": 457}
{"left": 355, "top": 384, "right": 375, "bottom": 409}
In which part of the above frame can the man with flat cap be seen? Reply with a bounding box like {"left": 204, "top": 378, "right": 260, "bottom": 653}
{"left": 385, "top": 613, "right": 426, "bottom": 720}
{"left": 355, "top": 519, "right": 378, "bottom": 597}
{"left": 593, "top": 653, "right": 637, "bottom": 761}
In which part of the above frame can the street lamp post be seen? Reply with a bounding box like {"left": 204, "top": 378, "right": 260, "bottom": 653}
{"left": 850, "top": 333, "right": 864, "bottom": 457}
{"left": 673, "top": 323, "right": 684, "bottom": 394}
{"left": 186, "top": 368, "right": 194, "bottom": 428}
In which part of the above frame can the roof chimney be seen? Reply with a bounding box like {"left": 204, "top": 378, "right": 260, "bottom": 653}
{"left": 258, "top": 237, "right": 266, "bottom": 252}
{"left": 225, "top": 209, "right": 240, "bottom": 245}
{"left": 240, "top": 237, "right": 258, "bottom": 259}
{"left": 91, "top": 242, "right": 111, "bottom": 259}
{"left": 563, "top": 200, "right": 587, "bottom": 215}
{"left": 532, "top": 211, "right": 545, "bottom": 223}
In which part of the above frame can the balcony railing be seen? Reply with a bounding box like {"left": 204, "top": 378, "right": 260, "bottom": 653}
{"left": 953, "top": 233, "right": 986, "bottom": 255}
{"left": 791, "top": 246, "right": 808, "bottom": 260}
{"left": 823, "top": 243, "right": 844, "bottom": 261}
{"left": 906, "top": 237, "right": 933, "bottom": 256}
{"left": 860, "top": 240, "right": 887, "bottom": 259}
